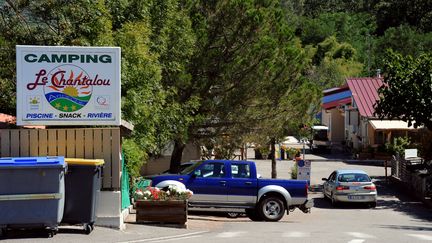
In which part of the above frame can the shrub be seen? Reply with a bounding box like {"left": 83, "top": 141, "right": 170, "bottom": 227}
{"left": 291, "top": 163, "right": 298, "bottom": 179}
{"left": 385, "top": 136, "right": 411, "bottom": 157}
{"left": 123, "top": 138, "right": 147, "bottom": 179}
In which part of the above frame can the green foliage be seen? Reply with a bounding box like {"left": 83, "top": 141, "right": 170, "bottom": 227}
{"left": 122, "top": 138, "right": 147, "bottom": 179}
{"left": 1, "top": 0, "right": 431, "bottom": 171}
{"left": 291, "top": 163, "right": 298, "bottom": 179}
{"left": 373, "top": 25, "right": 432, "bottom": 68}
{"left": 0, "top": 0, "right": 115, "bottom": 115}
{"left": 375, "top": 51, "right": 432, "bottom": 130}
{"left": 385, "top": 137, "right": 411, "bottom": 157}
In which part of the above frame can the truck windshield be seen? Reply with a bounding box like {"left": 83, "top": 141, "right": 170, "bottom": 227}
{"left": 180, "top": 161, "right": 204, "bottom": 175}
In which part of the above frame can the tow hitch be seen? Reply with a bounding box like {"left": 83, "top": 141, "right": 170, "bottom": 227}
{"left": 299, "top": 199, "right": 314, "bottom": 213}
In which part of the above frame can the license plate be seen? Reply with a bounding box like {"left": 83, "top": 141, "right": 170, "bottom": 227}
{"left": 348, "top": 195, "right": 365, "bottom": 200}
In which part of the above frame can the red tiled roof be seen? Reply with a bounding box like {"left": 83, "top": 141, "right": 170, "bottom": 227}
{"left": 0, "top": 113, "right": 15, "bottom": 123}
{"left": 346, "top": 77, "right": 384, "bottom": 118}
{"left": 0, "top": 113, "right": 45, "bottom": 129}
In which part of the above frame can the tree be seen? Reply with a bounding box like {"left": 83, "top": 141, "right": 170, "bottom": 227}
{"left": 375, "top": 50, "right": 432, "bottom": 130}
{"left": 0, "top": 0, "right": 114, "bottom": 115}
{"left": 0, "top": 0, "right": 184, "bottom": 178}
{"left": 372, "top": 25, "right": 432, "bottom": 69}
{"left": 161, "top": 0, "right": 310, "bottom": 171}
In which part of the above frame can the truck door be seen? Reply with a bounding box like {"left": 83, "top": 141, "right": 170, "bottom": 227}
{"left": 227, "top": 163, "right": 257, "bottom": 205}
{"left": 186, "top": 161, "right": 228, "bottom": 203}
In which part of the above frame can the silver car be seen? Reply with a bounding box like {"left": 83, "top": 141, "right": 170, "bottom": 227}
{"left": 322, "top": 169, "right": 377, "bottom": 208}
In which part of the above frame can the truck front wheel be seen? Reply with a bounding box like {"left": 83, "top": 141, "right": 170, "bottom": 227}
{"left": 258, "top": 197, "right": 285, "bottom": 221}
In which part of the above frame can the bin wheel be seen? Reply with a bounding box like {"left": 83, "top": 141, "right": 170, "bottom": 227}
{"left": 84, "top": 224, "right": 93, "bottom": 235}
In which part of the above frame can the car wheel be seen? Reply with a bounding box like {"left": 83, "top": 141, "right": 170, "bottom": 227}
{"left": 323, "top": 189, "right": 328, "bottom": 199}
{"left": 369, "top": 201, "right": 377, "bottom": 208}
{"left": 227, "top": 212, "right": 239, "bottom": 218}
{"left": 245, "top": 209, "right": 262, "bottom": 221}
{"left": 331, "top": 193, "right": 338, "bottom": 207}
{"left": 258, "top": 197, "right": 285, "bottom": 221}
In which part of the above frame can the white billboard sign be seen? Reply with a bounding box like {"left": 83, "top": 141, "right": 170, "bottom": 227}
{"left": 16, "top": 45, "right": 121, "bottom": 126}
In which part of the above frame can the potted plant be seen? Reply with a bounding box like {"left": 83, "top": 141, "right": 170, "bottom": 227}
{"left": 134, "top": 185, "right": 193, "bottom": 226}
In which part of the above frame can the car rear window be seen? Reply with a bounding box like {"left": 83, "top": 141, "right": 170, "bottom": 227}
{"left": 338, "top": 173, "right": 371, "bottom": 182}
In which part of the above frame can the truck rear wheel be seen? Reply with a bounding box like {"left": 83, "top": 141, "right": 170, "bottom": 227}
{"left": 258, "top": 197, "right": 285, "bottom": 221}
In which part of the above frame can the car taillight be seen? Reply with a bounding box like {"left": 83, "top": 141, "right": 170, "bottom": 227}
{"left": 336, "top": 186, "right": 349, "bottom": 190}
{"left": 363, "top": 185, "right": 376, "bottom": 190}
{"left": 305, "top": 184, "right": 308, "bottom": 195}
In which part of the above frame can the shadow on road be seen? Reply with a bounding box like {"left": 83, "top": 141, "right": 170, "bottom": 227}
{"left": 0, "top": 228, "right": 53, "bottom": 240}
{"left": 373, "top": 176, "right": 432, "bottom": 223}
{"left": 376, "top": 224, "right": 432, "bottom": 232}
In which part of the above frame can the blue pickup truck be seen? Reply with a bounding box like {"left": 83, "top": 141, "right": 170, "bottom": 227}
{"left": 147, "top": 160, "right": 313, "bottom": 221}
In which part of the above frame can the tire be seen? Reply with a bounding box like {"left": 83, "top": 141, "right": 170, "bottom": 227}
{"left": 258, "top": 197, "right": 285, "bottom": 221}
{"left": 226, "top": 212, "right": 239, "bottom": 218}
{"left": 331, "top": 193, "right": 338, "bottom": 207}
{"left": 245, "top": 209, "right": 262, "bottom": 221}
{"left": 369, "top": 201, "right": 377, "bottom": 208}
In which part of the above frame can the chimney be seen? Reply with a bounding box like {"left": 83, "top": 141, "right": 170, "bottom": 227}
{"left": 376, "top": 69, "right": 381, "bottom": 78}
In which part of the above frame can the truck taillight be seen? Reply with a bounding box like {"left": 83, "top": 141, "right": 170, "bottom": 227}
{"left": 363, "top": 185, "right": 376, "bottom": 190}
{"left": 336, "top": 186, "right": 349, "bottom": 190}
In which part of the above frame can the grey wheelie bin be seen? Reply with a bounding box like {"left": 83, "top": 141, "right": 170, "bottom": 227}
{"left": 62, "top": 158, "right": 104, "bottom": 234}
{"left": 0, "top": 156, "right": 66, "bottom": 237}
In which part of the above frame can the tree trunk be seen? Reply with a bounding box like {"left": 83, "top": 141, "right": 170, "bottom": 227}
{"left": 170, "top": 139, "right": 186, "bottom": 173}
{"left": 271, "top": 138, "right": 277, "bottom": 179}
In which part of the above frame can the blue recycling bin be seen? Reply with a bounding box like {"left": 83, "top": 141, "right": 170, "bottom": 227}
{"left": 0, "top": 156, "right": 66, "bottom": 237}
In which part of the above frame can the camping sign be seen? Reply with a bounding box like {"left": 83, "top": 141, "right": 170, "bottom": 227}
{"left": 16, "top": 45, "right": 121, "bottom": 126}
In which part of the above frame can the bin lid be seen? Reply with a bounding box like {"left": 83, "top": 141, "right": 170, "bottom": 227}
{"left": 0, "top": 156, "right": 65, "bottom": 167}
{"left": 65, "top": 158, "right": 105, "bottom": 166}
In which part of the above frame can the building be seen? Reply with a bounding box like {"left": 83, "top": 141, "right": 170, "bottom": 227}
{"left": 321, "top": 77, "right": 418, "bottom": 152}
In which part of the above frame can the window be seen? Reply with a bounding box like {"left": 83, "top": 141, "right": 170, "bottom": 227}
{"left": 195, "top": 162, "right": 225, "bottom": 178}
{"left": 231, "top": 164, "right": 250, "bottom": 178}
{"left": 338, "top": 173, "right": 371, "bottom": 182}
{"left": 329, "top": 172, "right": 336, "bottom": 182}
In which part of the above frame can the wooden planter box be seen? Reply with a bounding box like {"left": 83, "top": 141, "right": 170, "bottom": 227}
{"left": 135, "top": 200, "right": 188, "bottom": 225}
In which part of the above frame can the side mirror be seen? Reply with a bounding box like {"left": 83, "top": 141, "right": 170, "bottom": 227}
{"left": 322, "top": 178, "right": 328, "bottom": 181}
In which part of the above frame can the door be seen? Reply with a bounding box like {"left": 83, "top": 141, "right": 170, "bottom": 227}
{"left": 324, "top": 171, "right": 336, "bottom": 197}
{"left": 227, "top": 163, "right": 257, "bottom": 205}
{"left": 186, "top": 161, "right": 228, "bottom": 203}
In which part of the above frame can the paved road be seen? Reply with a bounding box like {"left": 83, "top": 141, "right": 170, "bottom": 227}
{"left": 2, "top": 154, "right": 432, "bottom": 243}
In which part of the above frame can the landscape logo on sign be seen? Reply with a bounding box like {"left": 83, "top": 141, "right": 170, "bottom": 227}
{"left": 43, "top": 65, "right": 92, "bottom": 112}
